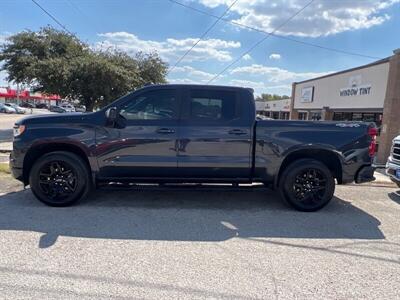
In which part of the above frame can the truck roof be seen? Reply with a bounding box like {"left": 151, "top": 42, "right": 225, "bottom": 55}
{"left": 141, "top": 83, "right": 254, "bottom": 93}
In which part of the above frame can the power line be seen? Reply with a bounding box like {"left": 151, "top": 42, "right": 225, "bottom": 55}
{"left": 168, "top": 0, "right": 381, "bottom": 61}
{"left": 167, "top": 0, "right": 238, "bottom": 75}
{"left": 207, "top": 0, "right": 316, "bottom": 83}
{"left": 31, "top": 0, "right": 73, "bottom": 35}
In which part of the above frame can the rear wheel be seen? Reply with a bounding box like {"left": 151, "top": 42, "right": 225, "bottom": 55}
{"left": 29, "top": 151, "right": 91, "bottom": 206}
{"left": 279, "top": 159, "right": 335, "bottom": 212}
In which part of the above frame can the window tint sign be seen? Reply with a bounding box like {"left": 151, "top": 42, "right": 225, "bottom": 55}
{"left": 340, "top": 75, "right": 371, "bottom": 97}
{"left": 301, "top": 86, "right": 314, "bottom": 103}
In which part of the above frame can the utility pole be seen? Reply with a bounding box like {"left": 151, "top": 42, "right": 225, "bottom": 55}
{"left": 16, "top": 83, "right": 20, "bottom": 105}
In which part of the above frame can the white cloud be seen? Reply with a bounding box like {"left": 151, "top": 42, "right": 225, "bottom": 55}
{"left": 97, "top": 32, "right": 240, "bottom": 62}
{"left": 0, "top": 70, "right": 9, "bottom": 87}
{"left": 228, "top": 79, "right": 292, "bottom": 95}
{"left": 243, "top": 54, "right": 251, "bottom": 60}
{"left": 0, "top": 32, "right": 11, "bottom": 45}
{"left": 269, "top": 53, "right": 281, "bottom": 60}
{"left": 230, "top": 64, "right": 331, "bottom": 83}
{"left": 230, "top": 79, "right": 266, "bottom": 89}
{"left": 168, "top": 78, "right": 198, "bottom": 84}
{"left": 197, "top": 0, "right": 399, "bottom": 37}
{"left": 169, "top": 65, "right": 217, "bottom": 81}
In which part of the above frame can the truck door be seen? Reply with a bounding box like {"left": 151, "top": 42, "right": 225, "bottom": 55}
{"left": 96, "top": 88, "right": 181, "bottom": 178}
{"left": 177, "top": 88, "right": 253, "bottom": 179}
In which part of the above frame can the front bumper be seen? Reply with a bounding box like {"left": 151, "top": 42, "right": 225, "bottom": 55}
{"left": 9, "top": 151, "right": 24, "bottom": 182}
{"left": 9, "top": 139, "right": 28, "bottom": 183}
{"left": 386, "top": 158, "right": 400, "bottom": 184}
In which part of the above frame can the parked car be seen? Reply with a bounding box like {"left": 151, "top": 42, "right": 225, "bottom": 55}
{"left": 386, "top": 135, "right": 400, "bottom": 188}
{"left": 74, "top": 105, "right": 86, "bottom": 112}
{"left": 5, "top": 103, "right": 26, "bottom": 114}
{"left": 10, "top": 84, "right": 377, "bottom": 211}
{"left": 0, "top": 103, "right": 16, "bottom": 113}
{"left": 35, "top": 103, "right": 49, "bottom": 109}
{"left": 256, "top": 114, "right": 273, "bottom": 120}
{"left": 20, "top": 102, "right": 35, "bottom": 108}
{"left": 49, "top": 105, "right": 67, "bottom": 113}
{"left": 59, "top": 103, "right": 75, "bottom": 112}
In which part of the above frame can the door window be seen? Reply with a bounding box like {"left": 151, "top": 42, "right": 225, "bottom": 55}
{"left": 120, "top": 89, "right": 178, "bottom": 120}
{"left": 189, "top": 90, "right": 238, "bottom": 122}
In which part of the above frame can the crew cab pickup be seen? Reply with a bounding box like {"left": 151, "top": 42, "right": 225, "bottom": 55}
{"left": 10, "top": 84, "right": 377, "bottom": 211}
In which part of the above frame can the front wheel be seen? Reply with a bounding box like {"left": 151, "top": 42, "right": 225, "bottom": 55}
{"left": 279, "top": 159, "right": 335, "bottom": 212}
{"left": 29, "top": 151, "right": 91, "bottom": 206}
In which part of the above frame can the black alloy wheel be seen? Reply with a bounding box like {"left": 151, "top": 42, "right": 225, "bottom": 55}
{"left": 38, "top": 160, "right": 78, "bottom": 200}
{"left": 279, "top": 159, "right": 335, "bottom": 212}
{"left": 29, "top": 151, "right": 91, "bottom": 206}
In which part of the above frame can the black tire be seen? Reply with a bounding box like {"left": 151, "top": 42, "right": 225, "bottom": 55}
{"left": 279, "top": 159, "right": 335, "bottom": 212}
{"left": 29, "top": 151, "right": 91, "bottom": 206}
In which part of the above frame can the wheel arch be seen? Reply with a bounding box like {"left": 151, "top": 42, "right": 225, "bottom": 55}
{"left": 23, "top": 142, "right": 94, "bottom": 184}
{"left": 275, "top": 148, "right": 343, "bottom": 187}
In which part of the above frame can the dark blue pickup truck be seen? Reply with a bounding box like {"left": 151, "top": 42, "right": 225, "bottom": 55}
{"left": 10, "top": 84, "right": 377, "bottom": 211}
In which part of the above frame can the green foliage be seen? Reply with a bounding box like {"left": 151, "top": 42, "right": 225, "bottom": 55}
{"left": 0, "top": 27, "right": 168, "bottom": 110}
{"left": 255, "top": 93, "right": 290, "bottom": 101}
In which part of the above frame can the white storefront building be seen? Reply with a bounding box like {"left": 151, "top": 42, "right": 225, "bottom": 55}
{"left": 290, "top": 50, "right": 400, "bottom": 163}
{"left": 255, "top": 98, "right": 291, "bottom": 120}
{"left": 291, "top": 58, "right": 390, "bottom": 124}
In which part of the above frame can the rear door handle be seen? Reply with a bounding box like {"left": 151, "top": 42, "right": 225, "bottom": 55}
{"left": 228, "top": 129, "right": 247, "bottom": 135}
{"left": 156, "top": 128, "right": 175, "bottom": 134}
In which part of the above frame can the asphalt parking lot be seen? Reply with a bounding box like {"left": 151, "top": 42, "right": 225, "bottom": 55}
{"left": 0, "top": 173, "right": 399, "bottom": 299}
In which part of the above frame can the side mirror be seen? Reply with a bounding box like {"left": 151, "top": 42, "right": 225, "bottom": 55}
{"left": 105, "top": 107, "right": 118, "bottom": 127}
{"left": 105, "top": 107, "right": 117, "bottom": 123}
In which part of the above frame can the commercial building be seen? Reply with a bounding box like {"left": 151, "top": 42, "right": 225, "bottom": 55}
{"left": 255, "top": 98, "right": 291, "bottom": 119}
{"left": 0, "top": 87, "right": 61, "bottom": 106}
{"left": 290, "top": 49, "right": 400, "bottom": 163}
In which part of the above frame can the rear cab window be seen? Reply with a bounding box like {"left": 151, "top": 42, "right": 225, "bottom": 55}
{"left": 183, "top": 89, "right": 242, "bottom": 124}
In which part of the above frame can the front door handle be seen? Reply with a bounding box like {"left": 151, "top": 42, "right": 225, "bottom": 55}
{"left": 156, "top": 128, "right": 175, "bottom": 134}
{"left": 228, "top": 129, "right": 247, "bottom": 135}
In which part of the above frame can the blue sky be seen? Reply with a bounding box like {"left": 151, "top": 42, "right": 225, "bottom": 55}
{"left": 0, "top": 0, "right": 399, "bottom": 95}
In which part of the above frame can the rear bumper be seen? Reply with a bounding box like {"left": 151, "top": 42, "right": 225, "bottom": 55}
{"left": 386, "top": 158, "right": 400, "bottom": 184}
{"left": 355, "top": 165, "right": 375, "bottom": 184}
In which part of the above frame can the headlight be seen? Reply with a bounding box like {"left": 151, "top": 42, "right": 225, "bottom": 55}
{"left": 13, "top": 125, "right": 26, "bottom": 137}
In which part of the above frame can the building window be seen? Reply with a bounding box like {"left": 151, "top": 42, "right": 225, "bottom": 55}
{"left": 272, "top": 111, "right": 280, "bottom": 119}
{"left": 333, "top": 112, "right": 382, "bottom": 126}
{"left": 281, "top": 112, "right": 290, "bottom": 120}
{"left": 298, "top": 112, "right": 308, "bottom": 120}
{"left": 310, "top": 112, "right": 322, "bottom": 121}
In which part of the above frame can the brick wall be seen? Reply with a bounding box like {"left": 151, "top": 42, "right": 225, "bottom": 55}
{"left": 377, "top": 51, "right": 400, "bottom": 163}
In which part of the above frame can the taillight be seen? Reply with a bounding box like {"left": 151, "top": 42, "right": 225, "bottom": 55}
{"left": 368, "top": 126, "right": 378, "bottom": 157}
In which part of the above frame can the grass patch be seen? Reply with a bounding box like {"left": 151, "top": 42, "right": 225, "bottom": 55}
{"left": 0, "top": 163, "right": 10, "bottom": 174}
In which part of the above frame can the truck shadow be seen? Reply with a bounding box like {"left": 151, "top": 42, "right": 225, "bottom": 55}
{"left": 0, "top": 187, "right": 385, "bottom": 249}
{"left": 388, "top": 190, "right": 400, "bottom": 204}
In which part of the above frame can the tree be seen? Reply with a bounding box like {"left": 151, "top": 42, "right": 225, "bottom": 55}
{"left": 0, "top": 27, "right": 168, "bottom": 111}
{"left": 255, "top": 93, "right": 290, "bottom": 101}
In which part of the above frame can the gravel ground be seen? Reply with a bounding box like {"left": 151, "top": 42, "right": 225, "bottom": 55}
{"left": 0, "top": 174, "right": 399, "bottom": 299}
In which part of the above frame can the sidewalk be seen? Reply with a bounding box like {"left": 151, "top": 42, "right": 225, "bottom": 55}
{"left": 372, "top": 170, "right": 395, "bottom": 186}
